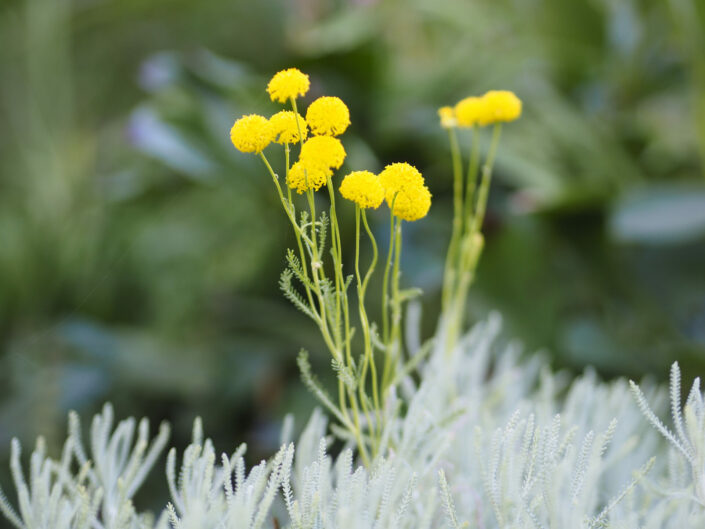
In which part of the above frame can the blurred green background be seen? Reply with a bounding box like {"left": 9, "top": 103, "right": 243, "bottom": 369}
{"left": 1, "top": 0, "right": 705, "bottom": 517}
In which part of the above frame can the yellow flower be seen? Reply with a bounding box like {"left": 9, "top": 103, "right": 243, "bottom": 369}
{"left": 454, "top": 96, "right": 484, "bottom": 127}
{"left": 300, "top": 136, "right": 346, "bottom": 170}
{"left": 339, "top": 171, "right": 385, "bottom": 209}
{"left": 438, "top": 106, "right": 456, "bottom": 128}
{"left": 306, "top": 96, "right": 351, "bottom": 136}
{"left": 287, "top": 160, "right": 331, "bottom": 194}
{"left": 378, "top": 162, "right": 424, "bottom": 197}
{"left": 267, "top": 68, "right": 310, "bottom": 103}
{"left": 270, "top": 110, "right": 308, "bottom": 144}
{"left": 230, "top": 114, "right": 274, "bottom": 154}
{"left": 478, "top": 90, "right": 522, "bottom": 125}
{"left": 378, "top": 163, "right": 431, "bottom": 221}
{"left": 390, "top": 185, "right": 432, "bottom": 221}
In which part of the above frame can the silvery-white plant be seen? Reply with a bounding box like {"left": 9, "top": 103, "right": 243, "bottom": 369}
{"left": 0, "top": 403, "right": 170, "bottom": 529}
{"left": 165, "top": 417, "right": 290, "bottom": 529}
{"left": 3, "top": 318, "right": 705, "bottom": 528}
{"left": 631, "top": 362, "right": 705, "bottom": 505}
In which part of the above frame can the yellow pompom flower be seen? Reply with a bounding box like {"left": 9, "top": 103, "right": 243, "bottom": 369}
{"left": 267, "top": 68, "right": 310, "bottom": 103}
{"left": 378, "top": 163, "right": 431, "bottom": 221}
{"left": 390, "top": 184, "right": 432, "bottom": 221}
{"left": 454, "top": 96, "right": 484, "bottom": 127}
{"left": 379, "top": 163, "right": 431, "bottom": 220}
{"left": 478, "top": 90, "right": 522, "bottom": 125}
{"left": 339, "top": 171, "right": 385, "bottom": 209}
{"left": 306, "top": 96, "right": 351, "bottom": 136}
{"left": 438, "top": 106, "right": 456, "bottom": 129}
{"left": 230, "top": 114, "right": 274, "bottom": 154}
{"left": 378, "top": 162, "right": 424, "bottom": 197}
{"left": 300, "top": 136, "right": 346, "bottom": 170}
{"left": 287, "top": 160, "right": 331, "bottom": 194}
{"left": 270, "top": 110, "right": 308, "bottom": 144}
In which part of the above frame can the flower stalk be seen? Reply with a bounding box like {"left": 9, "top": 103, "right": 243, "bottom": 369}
{"left": 231, "top": 68, "right": 519, "bottom": 465}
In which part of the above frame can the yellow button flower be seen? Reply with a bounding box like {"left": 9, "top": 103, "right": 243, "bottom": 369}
{"left": 438, "top": 106, "right": 456, "bottom": 129}
{"left": 300, "top": 136, "right": 346, "bottom": 170}
{"left": 390, "top": 184, "right": 432, "bottom": 221}
{"left": 339, "top": 171, "right": 385, "bottom": 209}
{"left": 378, "top": 162, "right": 424, "bottom": 197}
{"left": 267, "top": 68, "right": 310, "bottom": 103}
{"left": 478, "top": 90, "right": 522, "bottom": 125}
{"left": 270, "top": 110, "right": 308, "bottom": 144}
{"left": 306, "top": 96, "right": 351, "bottom": 136}
{"left": 230, "top": 114, "right": 274, "bottom": 154}
{"left": 378, "top": 163, "right": 431, "bottom": 221}
{"left": 454, "top": 96, "right": 484, "bottom": 127}
{"left": 287, "top": 160, "right": 331, "bottom": 194}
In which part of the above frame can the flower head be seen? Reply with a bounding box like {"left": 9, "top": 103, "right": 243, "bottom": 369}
{"left": 339, "top": 171, "right": 385, "bottom": 209}
{"left": 306, "top": 96, "right": 351, "bottom": 136}
{"left": 438, "top": 106, "right": 456, "bottom": 129}
{"left": 287, "top": 160, "right": 331, "bottom": 194}
{"left": 455, "top": 96, "right": 484, "bottom": 127}
{"left": 378, "top": 163, "right": 431, "bottom": 221}
{"left": 230, "top": 114, "right": 274, "bottom": 154}
{"left": 267, "top": 68, "right": 310, "bottom": 103}
{"left": 270, "top": 110, "right": 308, "bottom": 144}
{"left": 390, "top": 185, "right": 432, "bottom": 221}
{"left": 478, "top": 90, "right": 522, "bottom": 125}
{"left": 300, "top": 136, "right": 346, "bottom": 170}
{"left": 378, "top": 162, "right": 424, "bottom": 196}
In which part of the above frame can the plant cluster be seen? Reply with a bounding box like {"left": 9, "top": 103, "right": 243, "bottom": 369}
{"left": 229, "top": 68, "right": 520, "bottom": 464}
{"left": 2, "top": 67, "right": 705, "bottom": 529}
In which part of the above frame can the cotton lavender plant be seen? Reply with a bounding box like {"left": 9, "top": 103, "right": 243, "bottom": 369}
{"left": 3, "top": 68, "right": 705, "bottom": 528}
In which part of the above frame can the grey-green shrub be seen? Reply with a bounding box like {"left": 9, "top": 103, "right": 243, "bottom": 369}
{"left": 2, "top": 316, "right": 705, "bottom": 528}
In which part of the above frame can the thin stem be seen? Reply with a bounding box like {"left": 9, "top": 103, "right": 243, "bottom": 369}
{"left": 285, "top": 144, "right": 315, "bottom": 311}
{"left": 382, "top": 215, "right": 403, "bottom": 396}
{"left": 441, "top": 126, "right": 464, "bottom": 312}
{"left": 360, "top": 211, "right": 379, "bottom": 306}
{"left": 389, "top": 217, "right": 403, "bottom": 375}
{"left": 471, "top": 123, "right": 502, "bottom": 234}
{"left": 381, "top": 199, "right": 397, "bottom": 344}
{"left": 446, "top": 123, "right": 502, "bottom": 351}
{"left": 290, "top": 97, "right": 369, "bottom": 466}
{"left": 354, "top": 207, "right": 376, "bottom": 450}
{"left": 259, "top": 152, "right": 313, "bottom": 247}
{"left": 360, "top": 209, "right": 381, "bottom": 434}
{"left": 463, "top": 125, "right": 481, "bottom": 229}
{"left": 290, "top": 97, "right": 306, "bottom": 153}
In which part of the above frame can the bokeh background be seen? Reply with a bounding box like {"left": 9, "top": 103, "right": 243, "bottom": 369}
{"left": 1, "top": 0, "right": 704, "bottom": 519}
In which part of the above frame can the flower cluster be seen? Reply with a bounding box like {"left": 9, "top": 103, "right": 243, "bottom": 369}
{"left": 228, "top": 67, "right": 438, "bottom": 464}
{"left": 441, "top": 89, "right": 522, "bottom": 128}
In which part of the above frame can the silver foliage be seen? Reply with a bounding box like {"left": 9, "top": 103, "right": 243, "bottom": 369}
{"left": 2, "top": 317, "right": 705, "bottom": 528}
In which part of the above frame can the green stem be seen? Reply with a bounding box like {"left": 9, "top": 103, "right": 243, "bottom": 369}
{"left": 382, "top": 215, "right": 403, "bottom": 396}
{"left": 441, "top": 126, "right": 464, "bottom": 312}
{"left": 390, "top": 217, "right": 403, "bottom": 370}
{"left": 290, "top": 98, "right": 371, "bottom": 466}
{"left": 259, "top": 152, "right": 313, "bottom": 248}
{"left": 463, "top": 125, "right": 481, "bottom": 229}
{"left": 446, "top": 123, "right": 502, "bottom": 350}
{"left": 471, "top": 123, "right": 502, "bottom": 234}
{"left": 360, "top": 209, "right": 381, "bottom": 431}
{"left": 354, "top": 207, "right": 376, "bottom": 451}
{"left": 285, "top": 145, "right": 315, "bottom": 311}
{"left": 381, "top": 198, "right": 397, "bottom": 344}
